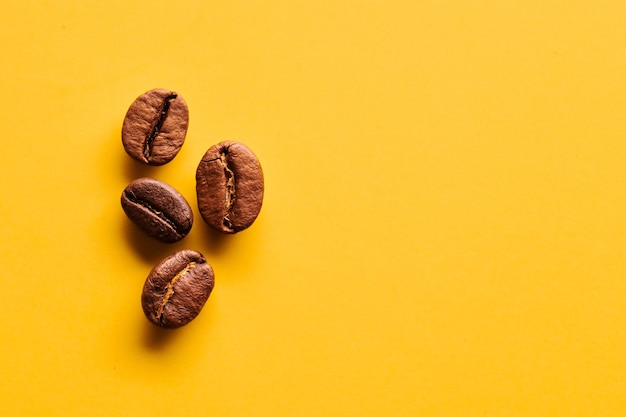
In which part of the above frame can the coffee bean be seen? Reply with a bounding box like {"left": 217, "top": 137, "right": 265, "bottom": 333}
{"left": 196, "top": 141, "right": 264, "bottom": 233}
{"left": 142, "top": 250, "right": 215, "bottom": 329}
{"left": 122, "top": 88, "right": 189, "bottom": 165}
{"left": 121, "top": 178, "right": 193, "bottom": 243}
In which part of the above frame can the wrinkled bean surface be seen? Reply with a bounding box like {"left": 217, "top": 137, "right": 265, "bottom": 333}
{"left": 196, "top": 141, "right": 264, "bottom": 233}
{"left": 142, "top": 250, "right": 215, "bottom": 329}
{"left": 122, "top": 88, "right": 188, "bottom": 165}
{"left": 121, "top": 177, "right": 193, "bottom": 243}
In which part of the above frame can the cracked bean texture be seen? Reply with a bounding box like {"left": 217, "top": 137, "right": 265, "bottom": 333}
{"left": 122, "top": 88, "right": 188, "bottom": 165}
{"left": 196, "top": 141, "right": 264, "bottom": 233}
{"left": 142, "top": 249, "right": 215, "bottom": 329}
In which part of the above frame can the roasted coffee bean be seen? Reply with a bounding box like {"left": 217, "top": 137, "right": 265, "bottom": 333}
{"left": 121, "top": 178, "right": 193, "bottom": 243}
{"left": 142, "top": 250, "right": 215, "bottom": 329}
{"left": 196, "top": 141, "right": 264, "bottom": 233}
{"left": 122, "top": 88, "right": 189, "bottom": 165}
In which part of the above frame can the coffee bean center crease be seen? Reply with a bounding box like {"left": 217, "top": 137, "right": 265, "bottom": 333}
{"left": 199, "top": 148, "right": 237, "bottom": 231}
{"left": 143, "top": 93, "right": 177, "bottom": 159}
{"left": 123, "top": 189, "right": 180, "bottom": 233}
{"left": 219, "top": 149, "right": 236, "bottom": 230}
{"left": 156, "top": 261, "right": 197, "bottom": 323}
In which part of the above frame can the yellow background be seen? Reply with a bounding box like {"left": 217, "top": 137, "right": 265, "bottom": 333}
{"left": 1, "top": 1, "right": 626, "bottom": 415}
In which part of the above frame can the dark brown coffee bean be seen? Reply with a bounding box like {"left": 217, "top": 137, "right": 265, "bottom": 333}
{"left": 142, "top": 250, "right": 215, "bottom": 329}
{"left": 122, "top": 88, "right": 189, "bottom": 165}
{"left": 196, "top": 141, "right": 264, "bottom": 233}
{"left": 121, "top": 178, "right": 193, "bottom": 243}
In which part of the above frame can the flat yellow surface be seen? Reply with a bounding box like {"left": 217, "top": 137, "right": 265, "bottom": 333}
{"left": 2, "top": 1, "right": 626, "bottom": 415}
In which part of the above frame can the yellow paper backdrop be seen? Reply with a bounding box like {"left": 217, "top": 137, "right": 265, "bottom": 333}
{"left": 1, "top": 1, "right": 626, "bottom": 415}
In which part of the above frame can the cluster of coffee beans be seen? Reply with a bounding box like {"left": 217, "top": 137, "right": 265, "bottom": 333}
{"left": 120, "top": 88, "right": 264, "bottom": 329}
